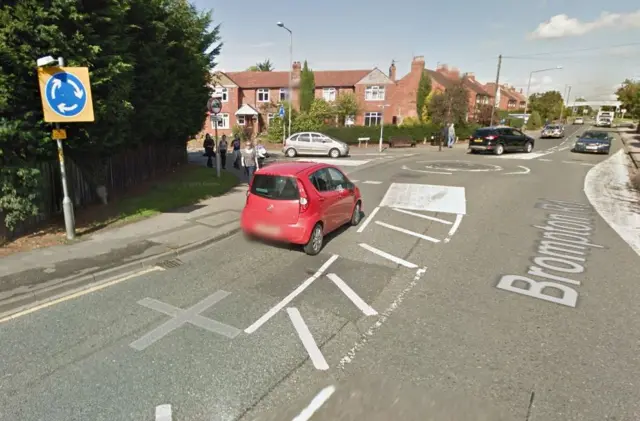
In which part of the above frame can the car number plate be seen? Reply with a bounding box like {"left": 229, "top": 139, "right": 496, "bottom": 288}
{"left": 586, "top": 145, "right": 598, "bottom": 150}
{"left": 255, "top": 224, "right": 280, "bottom": 235}
{"left": 474, "top": 139, "right": 483, "bottom": 143}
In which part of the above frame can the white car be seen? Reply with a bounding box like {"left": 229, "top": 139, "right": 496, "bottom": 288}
{"left": 541, "top": 125, "right": 565, "bottom": 139}
{"left": 282, "top": 132, "right": 350, "bottom": 158}
{"left": 574, "top": 117, "right": 584, "bottom": 125}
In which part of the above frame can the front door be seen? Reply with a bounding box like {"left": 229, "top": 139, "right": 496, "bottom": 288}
{"left": 326, "top": 167, "right": 355, "bottom": 225}
{"left": 498, "top": 128, "right": 519, "bottom": 151}
{"left": 296, "top": 133, "right": 313, "bottom": 155}
{"left": 310, "top": 133, "right": 329, "bottom": 155}
{"left": 309, "top": 168, "right": 341, "bottom": 231}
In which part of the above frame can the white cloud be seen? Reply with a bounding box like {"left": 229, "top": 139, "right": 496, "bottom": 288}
{"left": 529, "top": 10, "right": 640, "bottom": 39}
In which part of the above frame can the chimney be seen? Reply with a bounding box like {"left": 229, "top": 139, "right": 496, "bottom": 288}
{"left": 292, "top": 61, "right": 302, "bottom": 80}
{"left": 519, "top": 88, "right": 523, "bottom": 94}
{"left": 411, "top": 56, "right": 425, "bottom": 74}
{"left": 436, "top": 63, "right": 448, "bottom": 74}
{"left": 464, "top": 72, "right": 475, "bottom": 81}
{"left": 450, "top": 67, "right": 460, "bottom": 79}
{"left": 389, "top": 61, "right": 397, "bottom": 81}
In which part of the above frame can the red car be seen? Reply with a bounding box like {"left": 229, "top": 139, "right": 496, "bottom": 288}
{"left": 240, "top": 162, "right": 363, "bottom": 255}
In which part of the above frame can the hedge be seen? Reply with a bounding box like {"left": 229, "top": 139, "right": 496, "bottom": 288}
{"left": 321, "top": 123, "right": 480, "bottom": 145}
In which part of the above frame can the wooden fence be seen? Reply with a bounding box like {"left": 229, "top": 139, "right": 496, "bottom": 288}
{"left": 1, "top": 144, "right": 187, "bottom": 241}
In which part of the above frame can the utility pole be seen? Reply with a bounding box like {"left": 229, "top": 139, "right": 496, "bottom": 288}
{"left": 489, "top": 54, "right": 502, "bottom": 127}
{"left": 565, "top": 85, "right": 572, "bottom": 122}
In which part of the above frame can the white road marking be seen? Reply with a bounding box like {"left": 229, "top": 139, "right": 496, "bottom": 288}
{"left": 559, "top": 146, "right": 570, "bottom": 151}
{"left": 0, "top": 267, "right": 164, "bottom": 324}
{"left": 380, "top": 183, "right": 467, "bottom": 215}
{"left": 349, "top": 179, "right": 359, "bottom": 182}
{"left": 296, "top": 158, "right": 370, "bottom": 166}
{"left": 359, "top": 243, "right": 418, "bottom": 268}
{"left": 362, "top": 180, "right": 383, "bottom": 184}
{"left": 391, "top": 207, "right": 453, "bottom": 225}
{"left": 155, "top": 404, "right": 172, "bottom": 421}
{"left": 287, "top": 307, "right": 329, "bottom": 371}
{"left": 503, "top": 165, "right": 531, "bottom": 175}
{"left": 375, "top": 221, "right": 440, "bottom": 243}
{"left": 563, "top": 161, "right": 595, "bottom": 167}
{"left": 539, "top": 158, "right": 553, "bottom": 162}
{"left": 417, "top": 160, "right": 503, "bottom": 172}
{"left": 492, "top": 150, "right": 555, "bottom": 160}
{"left": 244, "top": 255, "right": 339, "bottom": 334}
{"left": 401, "top": 165, "right": 452, "bottom": 175}
{"left": 357, "top": 206, "right": 380, "bottom": 233}
{"left": 338, "top": 267, "right": 427, "bottom": 369}
{"left": 292, "top": 385, "right": 336, "bottom": 421}
{"left": 584, "top": 150, "right": 640, "bottom": 257}
{"left": 443, "top": 214, "right": 464, "bottom": 243}
{"left": 326, "top": 273, "right": 378, "bottom": 316}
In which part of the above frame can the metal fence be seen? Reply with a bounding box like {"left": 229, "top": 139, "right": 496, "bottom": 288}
{"left": 1, "top": 144, "right": 187, "bottom": 241}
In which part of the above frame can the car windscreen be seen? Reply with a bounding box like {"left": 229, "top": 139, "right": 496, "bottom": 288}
{"left": 581, "top": 132, "right": 609, "bottom": 140}
{"left": 547, "top": 125, "right": 560, "bottom": 130}
{"left": 473, "top": 129, "right": 496, "bottom": 137}
{"left": 250, "top": 174, "right": 300, "bottom": 200}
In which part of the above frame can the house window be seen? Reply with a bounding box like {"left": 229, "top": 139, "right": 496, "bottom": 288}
{"left": 365, "top": 86, "right": 385, "bottom": 101}
{"left": 210, "top": 113, "right": 229, "bottom": 129}
{"left": 364, "top": 112, "right": 382, "bottom": 126}
{"left": 237, "top": 115, "right": 246, "bottom": 126}
{"left": 257, "top": 88, "right": 270, "bottom": 102}
{"left": 279, "top": 88, "right": 288, "bottom": 101}
{"left": 267, "top": 113, "right": 275, "bottom": 125}
{"left": 214, "top": 87, "right": 228, "bottom": 102}
{"left": 323, "top": 88, "right": 336, "bottom": 102}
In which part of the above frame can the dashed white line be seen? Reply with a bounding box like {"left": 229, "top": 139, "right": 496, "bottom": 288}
{"left": 155, "top": 404, "right": 172, "bottom": 421}
{"left": 359, "top": 243, "right": 418, "bottom": 268}
{"left": 292, "top": 385, "right": 336, "bottom": 421}
{"left": 327, "top": 273, "right": 378, "bottom": 316}
{"left": 443, "top": 214, "right": 464, "bottom": 243}
{"left": 375, "top": 221, "right": 440, "bottom": 243}
{"left": 244, "top": 254, "right": 339, "bottom": 334}
{"left": 287, "top": 307, "right": 329, "bottom": 371}
{"left": 357, "top": 206, "right": 380, "bottom": 233}
{"left": 391, "top": 207, "right": 453, "bottom": 225}
{"left": 362, "top": 180, "right": 383, "bottom": 184}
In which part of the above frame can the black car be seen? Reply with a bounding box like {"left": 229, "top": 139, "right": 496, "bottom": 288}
{"left": 572, "top": 131, "right": 612, "bottom": 154}
{"left": 468, "top": 126, "right": 535, "bottom": 155}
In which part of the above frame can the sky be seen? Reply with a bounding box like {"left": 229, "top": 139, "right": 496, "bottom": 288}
{"left": 192, "top": 0, "right": 640, "bottom": 101}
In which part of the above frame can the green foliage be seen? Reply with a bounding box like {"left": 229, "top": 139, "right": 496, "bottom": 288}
{"left": 616, "top": 79, "right": 640, "bottom": 120}
{"left": 322, "top": 123, "right": 479, "bottom": 145}
{"left": 0, "top": 166, "right": 41, "bottom": 230}
{"left": 0, "top": 0, "right": 220, "bottom": 229}
{"left": 526, "top": 111, "right": 542, "bottom": 130}
{"left": 421, "top": 91, "right": 434, "bottom": 122}
{"left": 299, "top": 60, "right": 315, "bottom": 112}
{"left": 247, "top": 59, "right": 274, "bottom": 71}
{"left": 416, "top": 70, "right": 432, "bottom": 122}
{"left": 528, "top": 91, "right": 563, "bottom": 120}
{"left": 400, "top": 116, "right": 421, "bottom": 126}
{"left": 231, "top": 125, "right": 252, "bottom": 141}
{"left": 507, "top": 118, "right": 525, "bottom": 129}
{"left": 428, "top": 82, "right": 469, "bottom": 126}
{"left": 334, "top": 92, "right": 359, "bottom": 126}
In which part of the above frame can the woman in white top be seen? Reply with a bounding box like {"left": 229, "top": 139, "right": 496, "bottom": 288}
{"left": 240, "top": 141, "right": 260, "bottom": 180}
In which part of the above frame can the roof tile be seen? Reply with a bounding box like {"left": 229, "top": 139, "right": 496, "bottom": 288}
{"left": 224, "top": 69, "right": 372, "bottom": 89}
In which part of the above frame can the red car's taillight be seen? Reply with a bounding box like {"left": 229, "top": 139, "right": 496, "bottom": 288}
{"left": 296, "top": 179, "right": 309, "bottom": 213}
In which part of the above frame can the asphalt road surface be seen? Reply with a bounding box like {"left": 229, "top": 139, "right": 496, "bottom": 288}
{"left": 2, "top": 125, "right": 639, "bottom": 421}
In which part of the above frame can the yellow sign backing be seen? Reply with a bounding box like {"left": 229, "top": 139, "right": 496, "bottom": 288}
{"left": 37, "top": 67, "right": 95, "bottom": 123}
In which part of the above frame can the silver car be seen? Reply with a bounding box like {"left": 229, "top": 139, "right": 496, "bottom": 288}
{"left": 541, "top": 124, "right": 564, "bottom": 138}
{"left": 283, "top": 132, "right": 349, "bottom": 158}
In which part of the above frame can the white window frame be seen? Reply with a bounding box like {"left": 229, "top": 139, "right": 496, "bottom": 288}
{"left": 267, "top": 113, "right": 275, "bottom": 125}
{"left": 279, "top": 88, "right": 288, "bottom": 101}
{"left": 211, "top": 113, "right": 229, "bottom": 129}
{"left": 237, "top": 115, "right": 246, "bottom": 126}
{"left": 322, "top": 88, "right": 336, "bottom": 102}
{"left": 365, "top": 85, "right": 385, "bottom": 101}
{"left": 214, "top": 87, "right": 228, "bottom": 102}
{"left": 364, "top": 112, "right": 382, "bottom": 126}
{"left": 257, "top": 88, "right": 270, "bottom": 103}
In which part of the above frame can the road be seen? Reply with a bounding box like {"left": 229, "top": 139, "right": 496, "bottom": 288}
{"left": 2, "top": 124, "right": 639, "bottom": 421}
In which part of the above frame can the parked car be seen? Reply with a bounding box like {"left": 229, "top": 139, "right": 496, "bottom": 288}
{"left": 541, "top": 124, "right": 565, "bottom": 138}
{"left": 468, "top": 126, "right": 535, "bottom": 155}
{"left": 283, "top": 132, "right": 349, "bottom": 158}
{"left": 240, "top": 162, "right": 362, "bottom": 255}
{"left": 574, "top": 117, "right": 584, "bottom": 125}
{"left": 572, "top": 131, "right": 612, "bottom": 154}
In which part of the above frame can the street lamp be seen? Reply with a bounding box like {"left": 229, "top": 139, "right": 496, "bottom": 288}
{"left": 523, "top": 66, "right": 563, "bottom": 121}
{"left": 378, "top": 104, "right": 390, "bottom": 153}
{"left": 36, "top": 55, "right": 76, "bottom": 240}
{"left": 277, "top": 22, "right": 293, "bottom": 138}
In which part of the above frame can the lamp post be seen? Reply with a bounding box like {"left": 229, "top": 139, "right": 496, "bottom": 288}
{"left": 378, "top": 104, "right": 390, "bottom": 153}
{"left": 277, "top": 22, "right": 293, "bottom": 138}
{"left": 523, "top": 66, "right": 563, "bottom": 122}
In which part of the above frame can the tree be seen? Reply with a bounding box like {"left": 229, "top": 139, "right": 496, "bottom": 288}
{"left": 416, "top": 70, "right": 432, "bottom": 122}
{"left": 400, "top": 116, "right": 420, "bottom": 126}
{"left": 616, "top": 79, "right": 640, "bottom": 120}
{"left": 299, "top": 60, "right": 315, "bottom": 112}
{"left": 0, "top": 0, "right": 221, "bottom": 231}
{"left": 428, "top": 82, "right": 469, "bottom": 126}
{"left": 573, "top": 97, "right": 593, "bottom": 116}
{"left": 309, "top": 98, "right": 335, "bottom": 125}
{"left": 421, "top": 91, "right": 434, "bottom": 122}
{"left": 247, "top": 59, "right": 274, "bottom": 71}
{"left": 334, "top": 92, "right": 359, "bottom": 126}
{"left": 476, "top": 104, "right": 499, "bottom": 126}
{"left": 526, "top": 110, "right": 542, "bottom": 130}
{"left": 529, "top": 91, "right": 563, "bottom": 120}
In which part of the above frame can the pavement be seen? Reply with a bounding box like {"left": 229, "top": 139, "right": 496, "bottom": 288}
{"left": 619, "top": 127, "right": 640, "bottom": 169}
{"left": 2, "top": 124, "right": 640, "bottom": 421}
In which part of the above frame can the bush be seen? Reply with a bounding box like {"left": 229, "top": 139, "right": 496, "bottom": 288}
{"left": 507, "top": 118, "right": 525, "bottom": 129}
{"left": 526, "top": 111, "right": 543, "bottom": 130}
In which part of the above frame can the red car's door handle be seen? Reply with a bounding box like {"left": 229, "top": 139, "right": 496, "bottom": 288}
{"left": 318, "top": 196, "right": 326, "bottom": 201}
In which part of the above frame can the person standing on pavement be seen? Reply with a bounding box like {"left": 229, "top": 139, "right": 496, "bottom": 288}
{"left": 203, "top": 134, "right": 214, "bottom": 168}
{"left": 441, "top": 123, "right": 449, "bottom": 148}
{"left": 218, "top": 135, "right": 228, "bottom": 169}
{"left": 447, "top": 123, "right": 456, "bottom": 148}
{"left": 232, "top": 135, "right": 241, "bottom": 169}
{"left": 240, "top": 140, "right": 260, "bottom": 181}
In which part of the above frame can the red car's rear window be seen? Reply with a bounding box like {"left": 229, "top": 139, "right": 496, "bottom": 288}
{"left": 251, "top": 174, "right": 300, "bottom": 200}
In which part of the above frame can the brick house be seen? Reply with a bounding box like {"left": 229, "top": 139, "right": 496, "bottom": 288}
{"left": 485, "top": 83, "right": 526, "bottom": 111}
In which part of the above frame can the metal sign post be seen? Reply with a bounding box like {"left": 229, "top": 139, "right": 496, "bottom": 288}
{"left": 207, "top": 97, "right": 222, "bottom": 178}
{"left": 279, "top": 105, "right": 286, "bottom": 144}
{"left": 36, "top": 56, "right": 95, "bottom": 240}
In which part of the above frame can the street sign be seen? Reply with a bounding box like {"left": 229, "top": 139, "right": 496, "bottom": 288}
{"left": 278, "top": 105, "right": 285, "bottom": 118}
{"left": 37, "top": 67, "right": 94, "bottom": 122}
{"left": 208, "top": 97, "right": 222, "bottom": 114}
{"left": 52, "top": 128, "right": 67, "bottom": 140}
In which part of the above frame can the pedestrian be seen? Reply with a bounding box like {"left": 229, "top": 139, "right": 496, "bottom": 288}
{"left": 447, "top": 123, "right": 456, "bottom": 148}
{"left": 441, "top": 124, "right": 449, "bottom": 148}
{"left": 203, "top": 134, "right": 214, "bottom": 168}
{"left": 218, "top": 134, "right": 228, "bottom": 169}
{"left": 240, "top": 140, "right": 260, "bottom": 181}
{"left": 232, "top": 135, "right": 241, "bottom": 169}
